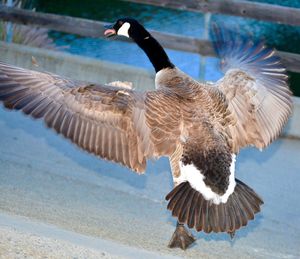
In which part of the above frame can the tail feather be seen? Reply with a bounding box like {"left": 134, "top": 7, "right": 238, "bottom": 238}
{"left": 217, "top": 203, "right": 226, "bottom": 232}
{"left": 166, "top": 179, "right": 263, "bottom": 233}
{"left": 227, "top": 197, "right": 239, "bottom": 231}
{"left": 186, "top": 191, "right": 197, "bottom": 228}
{"left": 232, "top": 192, "right": 248, "bottom": 227}
{"left": 166, "top": 181, "right": 189, "bottom": 211}
{"left": 186, "top": 192, "right": 195, "bottom": 228}
{"left": 202, "top": 200, "right": 211, "bottom": 233}
{"left": 235, "top": 184, "right": 255, "bottom": 220}
{"left": 237, "top": 179, "right": 263, "bottom": 213}
{"left": 177, "top": 188, "right": 192, "bottom": 222}
{"left": 180, "top": 188, "right": 194, "bottom": 223}
{"left": 209, "top": 204, "right": 219, "bottom": 232}
{"left": 194, "top": 193, "right": 202, "bottom": 231}
{"left": 197, "top": 198, "right": 205, "bottom": 232}
{"left": 225, "top": 199, "right": 235, "bottom": 232}
{"left": 198, "top": 200, "right": 205, "bottom": 232}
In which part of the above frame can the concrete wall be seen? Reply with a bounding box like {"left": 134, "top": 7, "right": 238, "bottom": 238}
{"left": 283, "top": 97, "right": 300, "bottom": 139}
{"left": 0, "top": 41, "right": 299, "bottom": 138}
{"left": 0, "top": 41, "right": 155, "bottom": 91}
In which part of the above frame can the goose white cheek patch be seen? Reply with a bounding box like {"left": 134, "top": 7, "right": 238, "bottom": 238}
{"left": 117, "top": 22, "right": 130, "bottom": 38}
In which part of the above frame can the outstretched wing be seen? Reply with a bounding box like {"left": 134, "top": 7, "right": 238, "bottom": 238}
{"left": 0, "top": 62, "right": 181, "bottom": 173}
{"left": 212, "top": 25, "right": 292, "bottom": 152}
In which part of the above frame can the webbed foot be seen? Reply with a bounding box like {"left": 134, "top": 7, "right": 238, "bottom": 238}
{"left": 168, "top": 222, "right": 196, "bottom": 250}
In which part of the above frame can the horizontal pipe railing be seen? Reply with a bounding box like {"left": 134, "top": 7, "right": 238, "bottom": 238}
{"left": 126, "top": 0, "right": 300, "bottom": 26}
{"left": 0, "top": 5, "right": 300, "bottom": 73}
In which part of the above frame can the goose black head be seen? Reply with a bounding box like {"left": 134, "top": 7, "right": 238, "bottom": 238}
{"left": 104, "top": 18, "right": 150, "bottom": 42}
{"left": 104, "top": 17, "right": 174, "bottom": 72}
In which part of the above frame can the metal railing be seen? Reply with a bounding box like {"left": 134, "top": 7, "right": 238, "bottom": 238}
{"left": 126, "top": 0, "right": 300, "bottom": 26}
{"left": 0, "top": 1, "right": 300, "bottom": 73}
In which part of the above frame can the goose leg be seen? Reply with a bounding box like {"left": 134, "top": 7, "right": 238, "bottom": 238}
{"left": 168, "top": 222, "right": 196, "bottom": 250}
{"left": 168, "top": 148, "right": 196, "bottom": 249}
{"left": 228, "top": 230, "right": 236, "bottom": 239}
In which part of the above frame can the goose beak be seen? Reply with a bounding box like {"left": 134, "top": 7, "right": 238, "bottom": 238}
{"left": 104, "top": 24, "right": 116, "bottom": 38}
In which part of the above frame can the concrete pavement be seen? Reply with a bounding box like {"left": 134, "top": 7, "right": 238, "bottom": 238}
{"left": 0, "top": 97, "right": 299, "bottom": 258}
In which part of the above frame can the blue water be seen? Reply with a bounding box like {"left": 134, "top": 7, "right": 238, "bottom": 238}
{"left": 49, "top": 12, "right": 223, "bottom": 81}
{"left": 34, "top": 0, "right": 241, "bottom": 81}
{"left": 53, "top": 34, "right": 221, "bottom": 81}
{"left": 34, "top": 0, "right": 300, "bottom": 93}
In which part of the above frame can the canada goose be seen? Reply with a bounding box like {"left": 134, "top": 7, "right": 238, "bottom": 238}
{"left": 0, "top": 18, "right": 292, "bottom": 250}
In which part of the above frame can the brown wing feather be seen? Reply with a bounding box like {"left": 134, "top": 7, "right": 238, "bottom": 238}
{"left": 0, "top": 62, "right": 182, "bottom": 173}
{"left": 145, "top": 89, "right": 182, "bottom": 156}
{"left": 215, "top": 68, "right": 292, "bottom": 152}
{"left": 212, "top": 25, "right": 292, "bottom": 152}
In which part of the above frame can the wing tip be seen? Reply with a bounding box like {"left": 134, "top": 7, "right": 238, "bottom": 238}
{"left": 211, "top": 23, "right": 287, "bottom": 77}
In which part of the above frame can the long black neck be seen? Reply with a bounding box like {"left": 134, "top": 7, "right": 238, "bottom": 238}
{"left": 135, "top": 36, "right": 174, "bottom": 73}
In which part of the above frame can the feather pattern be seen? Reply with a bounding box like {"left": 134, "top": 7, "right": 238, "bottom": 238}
{"left": 166, "top": 180, "right": 263, "bottom": 233}
{"left": 212, "top": 24, "right": 292, "bottom": 152}
{"left": 0, "top": 62, "right": 182, "bottom": 173}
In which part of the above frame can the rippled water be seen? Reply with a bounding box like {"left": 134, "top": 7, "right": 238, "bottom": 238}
{"left": 33, "top": 0, "right": 300, "bottom": 94}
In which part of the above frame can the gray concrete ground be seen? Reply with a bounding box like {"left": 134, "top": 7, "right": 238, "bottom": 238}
{"left": 0, "top": 96, "right": 300, "bottom": 258}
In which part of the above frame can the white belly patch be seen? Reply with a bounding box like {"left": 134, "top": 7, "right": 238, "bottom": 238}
{"left": 174, "top": 154, "right": 236, "bottom": 205}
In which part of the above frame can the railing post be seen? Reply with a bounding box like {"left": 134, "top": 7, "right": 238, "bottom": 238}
{"left": 5, "top": 0, "right": 13, "bottom": 43}
{"left": 199, "top": 12, "right": 211, "bottom": 81}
